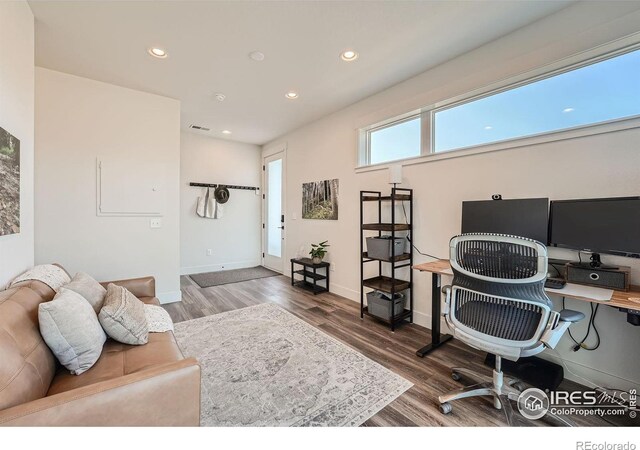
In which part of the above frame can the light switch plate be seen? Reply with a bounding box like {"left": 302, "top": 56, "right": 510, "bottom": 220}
{"left": 150, "top": 217, "right": 162, "bottom": 228}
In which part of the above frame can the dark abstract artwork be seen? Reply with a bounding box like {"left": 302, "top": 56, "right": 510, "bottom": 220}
{"left": 0, "top": 126, "right": 20, "bottom": 236}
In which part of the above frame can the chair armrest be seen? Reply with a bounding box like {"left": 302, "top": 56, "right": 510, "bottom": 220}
{"left": 442, "top": 285, "right": 452, "bottom": 316}
{"left": 559, "top": 309, "right": 585, "bottom": 323}
{"left": 0, "top": 358, "right": 200, "bottom": 426}
{"left": 541, "top": 309, "right": 584, "bottom": 350}
{"left": 100, "top": 276, "right": 156, "bottom": 298}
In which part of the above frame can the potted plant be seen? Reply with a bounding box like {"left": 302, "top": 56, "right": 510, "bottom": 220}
{"left": 309, "top": 240, "right": 330, "bottom": 264}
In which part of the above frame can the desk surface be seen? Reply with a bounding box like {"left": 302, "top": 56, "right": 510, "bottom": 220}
{"left": 413, "top": 259, "right": 640, "bottom": 310}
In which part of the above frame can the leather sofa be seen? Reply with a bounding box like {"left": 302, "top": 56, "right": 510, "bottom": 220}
{"left": 0, "top": 271, "right": 201, "bottom": 426}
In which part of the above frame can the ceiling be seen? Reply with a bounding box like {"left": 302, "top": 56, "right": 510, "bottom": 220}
{"left": 29, "top": 1, "right": 574, "bottom": 145}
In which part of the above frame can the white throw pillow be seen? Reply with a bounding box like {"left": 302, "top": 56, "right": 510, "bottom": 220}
{"left": 39, "top": 288, "right": 107, "bottom": 375}
{"left": 99, "top": 284, "right": 149, "bottom": 345}
{"left": 64, "top": 272, "right": 107, "bottom": 313}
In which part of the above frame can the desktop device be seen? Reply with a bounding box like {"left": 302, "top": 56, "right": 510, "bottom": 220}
{"left": 461, "top": 197, "right": 549, "bottom": 243}
{"left": 565, "top": 264, "right": 630, "bottom": 291}
{"left": 549, "top": 196, "right": 640, "bottom": 262}
{"left": 544, "top": 278, "right": 566, "bottom": 289}
{"left": 549, "top": 196, "right": 640, "bottom": 291}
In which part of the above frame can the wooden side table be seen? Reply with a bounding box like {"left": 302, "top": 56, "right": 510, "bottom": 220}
{"left": 290, "top": 258, "right": 330, "bottom": 295}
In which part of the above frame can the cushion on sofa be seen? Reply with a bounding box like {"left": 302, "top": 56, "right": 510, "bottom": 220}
{"left": 47, "top": 331, "right": 184, "bottom": 396}
{"left": 38, "top": 288, "right": 107, "bottom": 375}
{"left": 0, "top": 283, "right": 57, "bottom": 411}
{"left": 64, "top": 272, "right": 107, "bottom": 313}
{"left": 99, "top": 284, "right": 149, "bottom": 345}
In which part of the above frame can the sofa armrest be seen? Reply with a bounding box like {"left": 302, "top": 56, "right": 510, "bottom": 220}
{"left": 100, "top": 276, "right": 156, "bottom": 298}
{"left": 0, "top": 358, "right": 200, "bottom": 426}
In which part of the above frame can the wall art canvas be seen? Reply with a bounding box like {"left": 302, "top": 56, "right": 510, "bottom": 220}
{"left": 0, "top": 126, "right": 20, "bottom": 236}
{"left": 302, "top": 179, "right": 338, "bottom": 220}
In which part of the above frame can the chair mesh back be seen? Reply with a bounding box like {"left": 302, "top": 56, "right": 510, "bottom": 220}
{"left": 454, "top": 289, "right": 544, "bottom": 341}
{"left": 456, "top": 239, "right": 539, "bottom": 280}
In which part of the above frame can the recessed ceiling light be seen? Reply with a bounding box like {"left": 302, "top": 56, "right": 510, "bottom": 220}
{"left": 484, "top": 126, "right": 493, "bottom": 130}
{"left": 285, "top": 91, "right": 299, "bottom": 100}
{"left": 340, "top": 50, "right": 359, "bottom": 61}
{"left": 222, "top": 130, "right": 232, "bottom": 135}
{"left": 249, "top": 51, "right": 265, "bottom": 61}
{"left": 563, "top": 107, "right": 575, "bottom": 113}
{"left": 148, "top": 47, "right": 168, "bottom": 58}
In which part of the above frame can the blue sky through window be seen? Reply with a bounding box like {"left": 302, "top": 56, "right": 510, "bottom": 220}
{"left": 370, "top": 117, "right": 421, "bottom": 164}
{"left": 434, "top": 49, "right": 640, "bottom": 152}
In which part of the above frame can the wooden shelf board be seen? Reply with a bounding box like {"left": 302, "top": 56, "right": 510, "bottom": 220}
{"left": 293, "top": 269, "right": 327, "bottom": 280}
{"left": 361, "top": 194, "right": 412, "bottom": 202}
{"left": 290, "top": 257, "right": 330, "bottom": 268}
{"left": 362, "top": 252, "right": 411, "bottom": 263}
{"left": 293, "top": 280, "right": 328, "bottom": 294}
{"left": 362, "top": 307, "right": 412, "bottom": 324}
{"left": 362, "top": 223, "right": 411, "bottom": 232}
{"left": 363, "top": 276, "right": 410, "bottom": 293}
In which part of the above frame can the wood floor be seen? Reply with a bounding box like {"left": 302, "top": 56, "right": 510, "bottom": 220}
{"left": 164, "top": 274, "right": 614, "bottom": 427}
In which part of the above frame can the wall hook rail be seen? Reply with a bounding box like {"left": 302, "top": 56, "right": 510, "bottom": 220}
{"left": 189, "top": 182, "right": 259, "bottom": 191}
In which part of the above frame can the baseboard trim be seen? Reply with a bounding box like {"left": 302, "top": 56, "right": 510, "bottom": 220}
{"left": 541, "top": 351, "right": 639, "bottom": 392}
{"left": 157, "top": 290, "right": 182, "bottom": 304}
{"left": 180, "top": 259, "right": 262, "bottom": 276}
{"left": 329, "top": 282, "right": 359, "bottom": 301}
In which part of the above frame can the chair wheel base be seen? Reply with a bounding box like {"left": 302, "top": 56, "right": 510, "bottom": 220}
{"left": 439, "top": 402, "right": 453, "bottom": 415}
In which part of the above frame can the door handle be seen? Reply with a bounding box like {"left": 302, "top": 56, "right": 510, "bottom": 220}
{"left": 277, "top": 226, "right": 285, "bottom": 229}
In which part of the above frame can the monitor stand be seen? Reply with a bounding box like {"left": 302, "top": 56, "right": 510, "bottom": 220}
{"left": 568, "top": 253, "right": 619, "bottom": 270}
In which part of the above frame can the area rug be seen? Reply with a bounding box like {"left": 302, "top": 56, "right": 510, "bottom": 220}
{"left": 173, "top": 303, "right": 413, "bottom": 426}
{"left": 189, "top": 266, "right": 280, "bottom": 288}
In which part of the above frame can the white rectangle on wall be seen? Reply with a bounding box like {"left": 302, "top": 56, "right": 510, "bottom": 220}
{"left": 97, "top": 158, "right": 166, "bottom": 216}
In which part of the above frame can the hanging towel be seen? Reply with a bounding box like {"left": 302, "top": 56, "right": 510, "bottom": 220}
{"left": 196, "top": 188, "right": 217, "bottom": 219}
{"left": 214, "top": 201, "right": 224, "bottom": 219}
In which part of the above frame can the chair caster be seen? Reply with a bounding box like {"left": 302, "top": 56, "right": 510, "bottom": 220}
{"left": 439, "top": 402, "right": 453, "bottom": 415}
{"left": 512, "top": 381, "right": 526, "bottom": 392}
{"left": 451, "top": 372, "right": 462, "bottom": 382}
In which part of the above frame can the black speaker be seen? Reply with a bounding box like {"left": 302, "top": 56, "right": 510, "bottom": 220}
{"left": 565, "top": 264, "right": 630, "bottom": 291}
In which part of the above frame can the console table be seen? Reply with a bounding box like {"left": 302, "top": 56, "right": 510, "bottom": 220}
{"left": 291, "top": 258, "right": 330, "bottom": 295}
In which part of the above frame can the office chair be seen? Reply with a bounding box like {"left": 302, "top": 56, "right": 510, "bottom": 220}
{"left": 438, "top": 233, "right": 584, "bottom": 426}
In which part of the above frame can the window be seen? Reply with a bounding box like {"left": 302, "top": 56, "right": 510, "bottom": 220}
{"left": 367, "top": 116, "right": 421, "bottom": 165}
{"left": 433, "top": 48, "right": 640, "bottom": 153}
{"left": 358, "top": 44, "right": 640, "bottom": 167}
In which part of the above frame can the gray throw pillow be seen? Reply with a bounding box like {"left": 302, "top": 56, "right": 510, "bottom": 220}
{"left": 99, "top": 283, "right": 149, "bottom": 345}
{"left": 64, "top": 272, "right": 107, "bottom": 313}
{"left": 39, "top": 288, "right": 107, "bottom": 375}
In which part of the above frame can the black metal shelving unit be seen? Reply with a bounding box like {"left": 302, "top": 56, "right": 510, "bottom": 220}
{"left": 360, "top": 187, "right": 413, "bottom": 331}
{"left": 290, "top": 258, "right": 330, "bottom": 295}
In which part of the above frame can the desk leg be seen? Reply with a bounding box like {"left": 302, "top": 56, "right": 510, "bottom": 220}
{"left": 416, "top": 272, "right": 453, "bottom": 357}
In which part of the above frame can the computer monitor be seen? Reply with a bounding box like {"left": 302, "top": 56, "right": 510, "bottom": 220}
{"left": 461, "top": 198, "right": 549, "bottom": 243}
{"left": 549, "top": 196, "right": 640, "bottom": 259}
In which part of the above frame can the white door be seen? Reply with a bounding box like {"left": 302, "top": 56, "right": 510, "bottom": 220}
{"left": 263, "top": 151, "right": 285, "bottom": 272}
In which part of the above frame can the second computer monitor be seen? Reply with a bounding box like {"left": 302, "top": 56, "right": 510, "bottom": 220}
{"left": 461, "top": 198, "right": 549, "bottom": 243}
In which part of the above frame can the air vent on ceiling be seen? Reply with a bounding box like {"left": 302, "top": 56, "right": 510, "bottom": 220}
{"left": 189, "top": 124, "right": 210, "bottom": 131}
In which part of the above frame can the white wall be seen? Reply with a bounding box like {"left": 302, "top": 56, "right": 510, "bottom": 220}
{"left": 0, "top": 1, "right": 34, "bottom": 288}
{"left": 35, "top": 68, "right": 181, "bottom": 303}
{"left": 266, "top": 2, "right": 640, "bottom": 391}
{"left": 180, "top": 132, "right": 261, "bottom": 274}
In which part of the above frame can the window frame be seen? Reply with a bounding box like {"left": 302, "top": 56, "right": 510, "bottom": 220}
{"left": 357, "top": 39, "right": 640, "bottom": 171}
{"left": 359, "top": 111, "right": 424, "bottom": 166}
